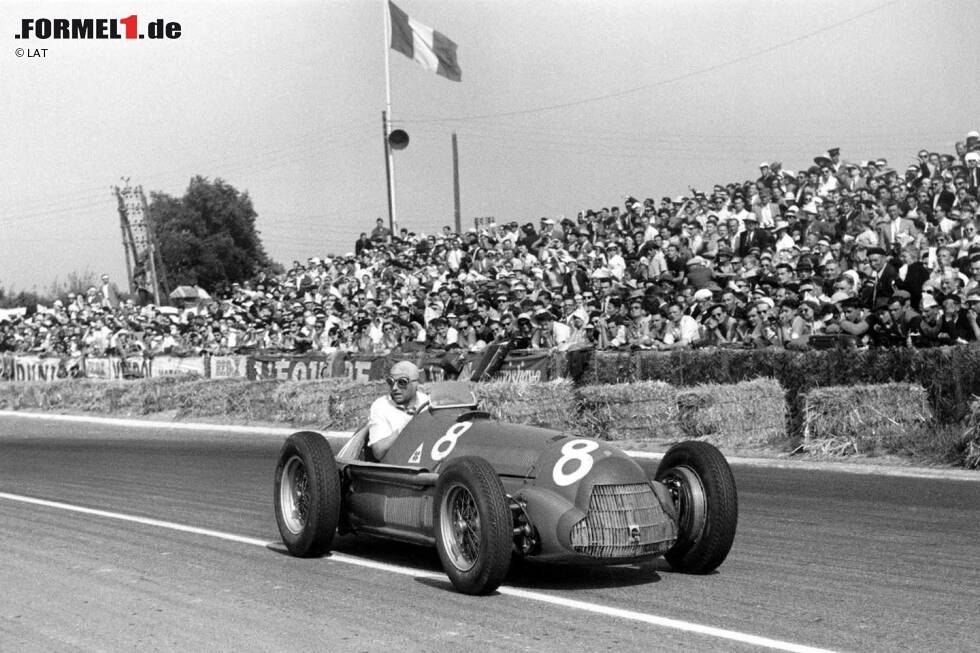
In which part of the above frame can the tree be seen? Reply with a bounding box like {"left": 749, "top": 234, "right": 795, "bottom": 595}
{"left": 148, "top": 176, "right": 273, "bottom": 290}
{"left": 47, "top": 269, "right": 100, "bottom": 299}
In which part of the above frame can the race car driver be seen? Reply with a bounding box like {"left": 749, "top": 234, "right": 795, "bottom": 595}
{"left": 367, "top": 361, "right": 429, "bottom": 460}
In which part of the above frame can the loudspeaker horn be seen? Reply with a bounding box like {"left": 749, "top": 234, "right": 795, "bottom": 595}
{"left": 388, "top": 129, "right": 409, "bottom": 150}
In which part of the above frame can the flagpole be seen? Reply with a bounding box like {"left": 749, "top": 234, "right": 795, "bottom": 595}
{"left": 382, "top": 0, "right": 398, "bottom": 234}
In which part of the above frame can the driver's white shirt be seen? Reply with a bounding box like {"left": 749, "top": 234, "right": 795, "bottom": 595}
{"left": 367, "top": 391, "right": 430, "bottom": 449}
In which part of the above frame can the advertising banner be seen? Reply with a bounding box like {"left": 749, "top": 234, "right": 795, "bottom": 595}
{"left": 119, "top": 356, "right": 151, "bottom": 379}
{"left": 247, "top": 354, "right": 338, "bottom": 381}
{"left": 150, "top": 355, "right": 207, "bottom": 378}
{"left": 343, "top": 353, "right": 391, "bottom": 384}
{"left": 492, "top": 350, "right": 552, "bottom": 382}
{"left": 83, "top": 356, "right": 118, "bottom": 380}
{"left": 11, "top": 355, "right": 64, "bottom": 382}
{"left": 210, "top": 355, "right": 248, "bottom": 379}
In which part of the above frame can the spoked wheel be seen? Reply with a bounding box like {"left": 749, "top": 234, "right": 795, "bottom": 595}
{"left": 655, "top": 441, "right": 738, "bottom": 574}
{"left": 274, "top": 431, "right": 341, "bottom": 557}
{"left": 439, "top": 483, "right": 483, "bottom": 572}
{"left": 434, "top": 457, "right": 512, "bottom": 595}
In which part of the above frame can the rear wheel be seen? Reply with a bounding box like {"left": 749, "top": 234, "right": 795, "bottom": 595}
{"left": 434, "top": 457, "right": 512, "bottom": 595}
{"left": 274, "top": 431, "right": 341, "bottom": 557}
{"left": 655, "top": 441, "right": 737, "bottom": 574}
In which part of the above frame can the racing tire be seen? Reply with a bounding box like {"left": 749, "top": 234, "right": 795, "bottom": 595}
{"left": 274, "top": 431, "right": 342, "bottom": 557}
{"left": 655, "top": 441, "right": 737, "bottom": 574}
{"left": 433, "top": 456, "right": 512, "bottom": 595}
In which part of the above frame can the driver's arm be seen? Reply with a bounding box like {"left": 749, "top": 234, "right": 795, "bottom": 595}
{"left": 369, "top": 431, "right": 396, "bottom": 460}
{"left": 367, "top": 410, "right": 396, "bottom": 460}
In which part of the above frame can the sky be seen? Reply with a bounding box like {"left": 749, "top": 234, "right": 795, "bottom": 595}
{"left": 2, "top": 0, "right": 978, "bottom": 295}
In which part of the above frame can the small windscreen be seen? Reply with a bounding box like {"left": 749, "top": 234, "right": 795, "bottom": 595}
{"left": 426, "top": 381, "right": 478, "bottom": 409}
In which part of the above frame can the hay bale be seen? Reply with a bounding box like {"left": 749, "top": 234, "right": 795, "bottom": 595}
{"left": 473, "top": 380, "right": 577, "bottom": 432}
{"left": 0, "top": 379, "right": 153, "bottom": 413}
{"left": 270, "top": 381, "right": 331, "bottom": 425}
{"left": 591, "top": 351, "right": 636, "bottom": 384}
{"left": 328, "top": 380, "right": 388, "bottom": 429}
{"left": 676, "top": 390, "right": 716, "bottom": 437}
{"left": 574, "top": 381, "right": 679, "bottom": 441}
{"left": 801, "top": 383, "right": 932, "bottom": 457}
{"left": 959, "top": 397, "right": 980, "bottom": 469}
{"left": 676, "top": 378, "right": 787, "bottom": 446}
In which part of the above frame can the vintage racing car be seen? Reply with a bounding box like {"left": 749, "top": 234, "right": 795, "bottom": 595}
{"left": 274, "top": 382, "right": 737, "bottom": 595}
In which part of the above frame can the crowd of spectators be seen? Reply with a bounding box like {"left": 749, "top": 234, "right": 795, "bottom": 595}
{"left": 3, "top": 131, "right": 980, "bottom": 359}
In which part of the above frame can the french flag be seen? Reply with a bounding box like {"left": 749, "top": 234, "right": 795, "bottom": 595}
{"left": 389, "top": 1, "right": 462, "bottom": 82}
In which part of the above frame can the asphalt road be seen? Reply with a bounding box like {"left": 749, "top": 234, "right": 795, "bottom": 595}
{"left": 0, "top": 414, "right": 977, "bottom": 653}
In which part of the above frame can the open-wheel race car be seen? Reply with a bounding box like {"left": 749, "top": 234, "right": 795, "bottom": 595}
{"left": 274, "top": 382, "right": 738, "bottom": 595}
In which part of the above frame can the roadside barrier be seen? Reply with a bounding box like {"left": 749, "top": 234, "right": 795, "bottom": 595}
{"left": 0, "top": 348, "right": 564, "bottom": 384}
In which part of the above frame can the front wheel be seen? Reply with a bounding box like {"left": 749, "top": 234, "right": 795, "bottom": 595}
{"left": 274, "top": 431, "right": 341, "bottom": 557}
{"left": 433, "top": 457, "right": 512, "bottom": 595}
{"left": 655, "top": 441, "right": 737, "bottom": 574}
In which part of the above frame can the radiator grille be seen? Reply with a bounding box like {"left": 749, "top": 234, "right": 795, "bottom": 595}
{"left": 383, "top": 496, "right": 431, "bottom": 529}
{"left": 570, "top": 483, "right": 675, "bottom": 559}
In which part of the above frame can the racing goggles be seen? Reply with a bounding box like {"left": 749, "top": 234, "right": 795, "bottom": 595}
{"left": 385, "top": 376, "right": 416, "bottom": 389}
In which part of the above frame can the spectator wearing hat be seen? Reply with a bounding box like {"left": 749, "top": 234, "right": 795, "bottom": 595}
{"left": 530, "top": 309, "right": 569, "bottom": 349}
{"left": 964, "top": 152, "right": 980, "bottom": 192}
{"left": 803, "top": 205, "right": 838, "bottom": 243}
{"left": 886, "top": 290, "right": 922, "bottom": 345}
{"left": 685, "top": 287, "right": 713, "bottom": 320}
{"left": 964, "top": 293, "right": 980, "bottom": 341}
{"left": 757, "top": 162, "right": 777, "bottom": 188}
{"left": 877, "top": 202, "right": 919, "bottom": 251}
{"left": 768, "top": 219, "right": 793, "bottom": 252}
{"left": 914, "top": 292, "right": 943, "bottom": 346}
{"left": 752, "top": 187, "right": 781, "bottom": 228}
{"left": 930, "top": 294, "right": 975, "bottom": 343}
{"left": 864, "top": 301, "right": 904, "bottom": 347}
{"left": 840, "top": 163, "right": 864, "bottom": 193}
{"left": 863, "top": 247, "right": 899, "bottom": 308}
{"left": 605, "top": 242, "right": 627, "bottom": 280}
{"left": 683, "top": 256, "right": 713, "bottom": 290}
{"left": 558, "top": 307, "right": 594, "bottom": 351}
{"left": 98, "top": 274, "right": 121, "bottom": 310}
{"left": 736, "top": 215, "right": 771, "bottom": 258}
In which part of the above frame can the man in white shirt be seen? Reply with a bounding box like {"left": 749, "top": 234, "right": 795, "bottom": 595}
{"left": 663, "top": 303, "right": 701, "bottom": 348}
{"left": 367, "top": 361, "right": 430, "bottom": 460}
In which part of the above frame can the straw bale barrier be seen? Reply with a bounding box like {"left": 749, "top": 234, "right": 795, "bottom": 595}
{"left": 674, "top": 378, "right": 786, "bottom": 447}
{"left": 959, "top": 398, "right": 980, "bottom": 469}
{"left": 326, "top": 380, "right": 388, "bottom": 429}
{"left": 801, "top": 383, "right": 933, "bottom": 457}
{"left": 3, "top": 374, "right": 977, "bottom": 467}
{"left": 574, "top": 381, "right": 680, "bottom": 441}
{"left": 471, "top": 379, "right": 578, "bottom": 432}
{"left": 568, "top": 378, "right": 785, "bottom": 446}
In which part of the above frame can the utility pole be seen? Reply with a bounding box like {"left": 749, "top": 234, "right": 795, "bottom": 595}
{"left": 382, "top": 110, "right": 396, "bottom": 233}
{"left": 452, "top": 132, "right": 461, "bottom": 234}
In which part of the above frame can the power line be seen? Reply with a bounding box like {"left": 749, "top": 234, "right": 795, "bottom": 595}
{"left": 399, "top": 0, "right": 902, "bottom": 124}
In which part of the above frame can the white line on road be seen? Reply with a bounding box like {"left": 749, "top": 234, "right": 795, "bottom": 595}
{"left": 0, "top": 410, "right": 349, "bottom": 440}
{"left": 0, "top": 491, "right": 837, "bottom": 653}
